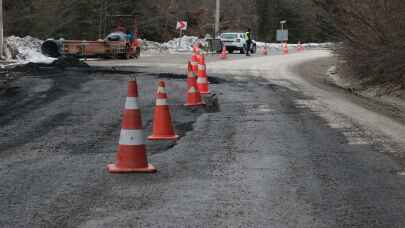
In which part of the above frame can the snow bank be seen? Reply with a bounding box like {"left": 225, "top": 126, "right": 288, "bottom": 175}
{"left": 4, "top": 36, "right": 56, "bottom": 64}
{"left": 141, "top": 39, "right": 168, "bottom": 56}
{"left": 161, "top": 35, "right": 206, "bottom": 53}
{"left": 140, "top": 35, "right": 206, "bottom": 56}
{"left": 142, "top": 36, "right": 334, "bottom": 56}
{"left": 255, "top": 41, "right": 334, "bottom": 50}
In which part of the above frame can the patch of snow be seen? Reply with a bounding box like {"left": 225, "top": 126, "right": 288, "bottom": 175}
{"left": 161, "top": 35, "right": 206, "bottom": 53}
{"left": 141, "top": 36, "right": 334, "bottom": 56}
{"left": 141, "top": 36, "right": 207, "bottom": 55}
{"left": 141, "top": 39, "right": 168, "bottom": 56}
{"left": 256, "top": 41, "right": 334, "bottom": 51}
{"left": 4, "top": 36, "right": 56, "bottom": 64}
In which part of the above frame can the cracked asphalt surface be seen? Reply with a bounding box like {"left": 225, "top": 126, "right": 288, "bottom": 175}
{"left": 1, "top": 51, "right": 405, "bottom": 227}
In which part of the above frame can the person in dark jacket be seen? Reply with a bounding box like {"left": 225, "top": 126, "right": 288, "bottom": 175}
{"left": 245, "top": 28, "right": 252, "bottom": 56}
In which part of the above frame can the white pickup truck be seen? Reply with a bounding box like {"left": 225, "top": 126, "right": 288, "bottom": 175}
{"left": 219, "top": 32, "right": 256, "bottom": 54}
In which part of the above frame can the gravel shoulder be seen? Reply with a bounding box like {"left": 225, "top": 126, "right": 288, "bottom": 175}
{"left": 294, "top": 57, "right": 405, "bottom": 125}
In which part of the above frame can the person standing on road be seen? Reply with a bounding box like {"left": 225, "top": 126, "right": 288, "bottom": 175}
{"left": 245, "top": 28, "right": 252, "bottom": 56}
{"left": 126, "top": 30, "right": 134, "bottom": 42}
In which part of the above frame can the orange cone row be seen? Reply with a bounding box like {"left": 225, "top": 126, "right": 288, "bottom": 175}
{"left": 108, "top": 47, "right": 213, "bottom": 174}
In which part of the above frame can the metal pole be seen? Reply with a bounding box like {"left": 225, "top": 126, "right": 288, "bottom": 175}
{"left": 178, "top": 29, "right": 182, "bottom": 51}
{"left": 215, "top": 0, "right": 220, "bottom": 36}
{"left": 0, "top": 0, "right": 4, "bottom": 59}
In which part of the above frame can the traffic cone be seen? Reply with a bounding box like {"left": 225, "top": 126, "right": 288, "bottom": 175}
{"left": 185, "top": 85, "right": 205, "bottom": 107}
{"left": 191, "top": 51, "right": 199, "bottom": 74}
{"left": 283, "top": 42, "right": 289, "bottom": 55}
{"left": 107, "top": 80, "right": 156, "bottom": 173}
{"left": 148, "top": 81, "right": 179, "bottom": 140}
{"left": 297, "top": 41, "right": 304, "bottom": 52}
{"left": 187, "top": 61, "right": 197, "bottom": 89}
{"left": 197, "top": 54, "right": 210, "bottom": 94}
{"left": 220, "top": 46, "right": 228, "bottom": 59}
{"left": 185, "top": 61, "right": 203, "bottom": 106}
{"left": 262, "top": 47, "right": 268, "bottom": 56}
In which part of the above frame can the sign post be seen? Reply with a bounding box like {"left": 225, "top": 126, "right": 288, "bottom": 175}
{"left": 176, "top": 21, "right": 188, "bottom": 50}
{"left": 276, "top": 20, "right": 288, "bottom": 42}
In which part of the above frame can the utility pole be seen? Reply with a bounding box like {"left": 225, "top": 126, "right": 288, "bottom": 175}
{"left": 0, "top": 0, "right": 3, "bottom": 59}
{"left": 215, "top": 0, "right": 220, "bottom": 37}
{"left": 98, "top": 0, "right": 104, "bottom": 39}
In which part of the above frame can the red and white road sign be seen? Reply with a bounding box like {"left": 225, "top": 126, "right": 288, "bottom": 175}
{"left": 176, "top": 21, "right": 188, "bottom": 31}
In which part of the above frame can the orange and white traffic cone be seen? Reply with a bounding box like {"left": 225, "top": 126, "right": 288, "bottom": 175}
{"left": 297, "top": 41, "right": 304, "bottom": 52}
{"left": 185, "top": 85, "right": 204, "bottom": 107}
{"left": 148, "top": 81, "right": 179, "bottom": 140}
{"left": 191, "top": 51, "right": 199, "bottom": 74}
{"left": 262, "top": 47, "right": 268, "bottom": 56}
{"left": 283, "top": 42, "right": 289, "bottom": 55}
{"left": 107, "top": 80, "right": 156, "bottom": 173}
{"left": 220, "top": 46, "right": 228, "bottom": 59}
{"left": 185, "top": 62, "right": 204, "bottom": 107}
{"left": 197, "top": 54, "right": 210, "bottom": 94}
{"left": 187, "top": 61, "right": 197, "bottom": 89}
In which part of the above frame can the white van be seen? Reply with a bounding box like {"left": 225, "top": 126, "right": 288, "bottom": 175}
{"left": 219, "top": 32, "right": 256, "bottom": 54}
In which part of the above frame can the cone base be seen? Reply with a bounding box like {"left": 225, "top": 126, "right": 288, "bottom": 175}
{"left": 185, "top": 102, "right": 205, "bottom": 107}
{"left": 148, "top": 135, "right": 179, "bottom": 140}
{"left": 107, "top": 163, "right": 157, "bottom": 173}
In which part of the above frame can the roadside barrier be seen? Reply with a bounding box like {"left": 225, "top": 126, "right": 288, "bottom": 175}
{"left": 107, "top": 80, "right": 156, "bottom": 173}
{"left": 148, "top": 81, "right": 179, "bottom": 140}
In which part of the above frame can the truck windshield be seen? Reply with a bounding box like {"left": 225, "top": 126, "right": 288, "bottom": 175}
{"left": 221, "top": 34, "right": 238, "bottom": 39}
{"left": 105, "top": 32, "right": 128, "bottom": 41}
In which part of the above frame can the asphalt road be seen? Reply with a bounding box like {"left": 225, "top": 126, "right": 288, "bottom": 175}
{"left": 1, "top": 51, "right": 405, "bottom": 227}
